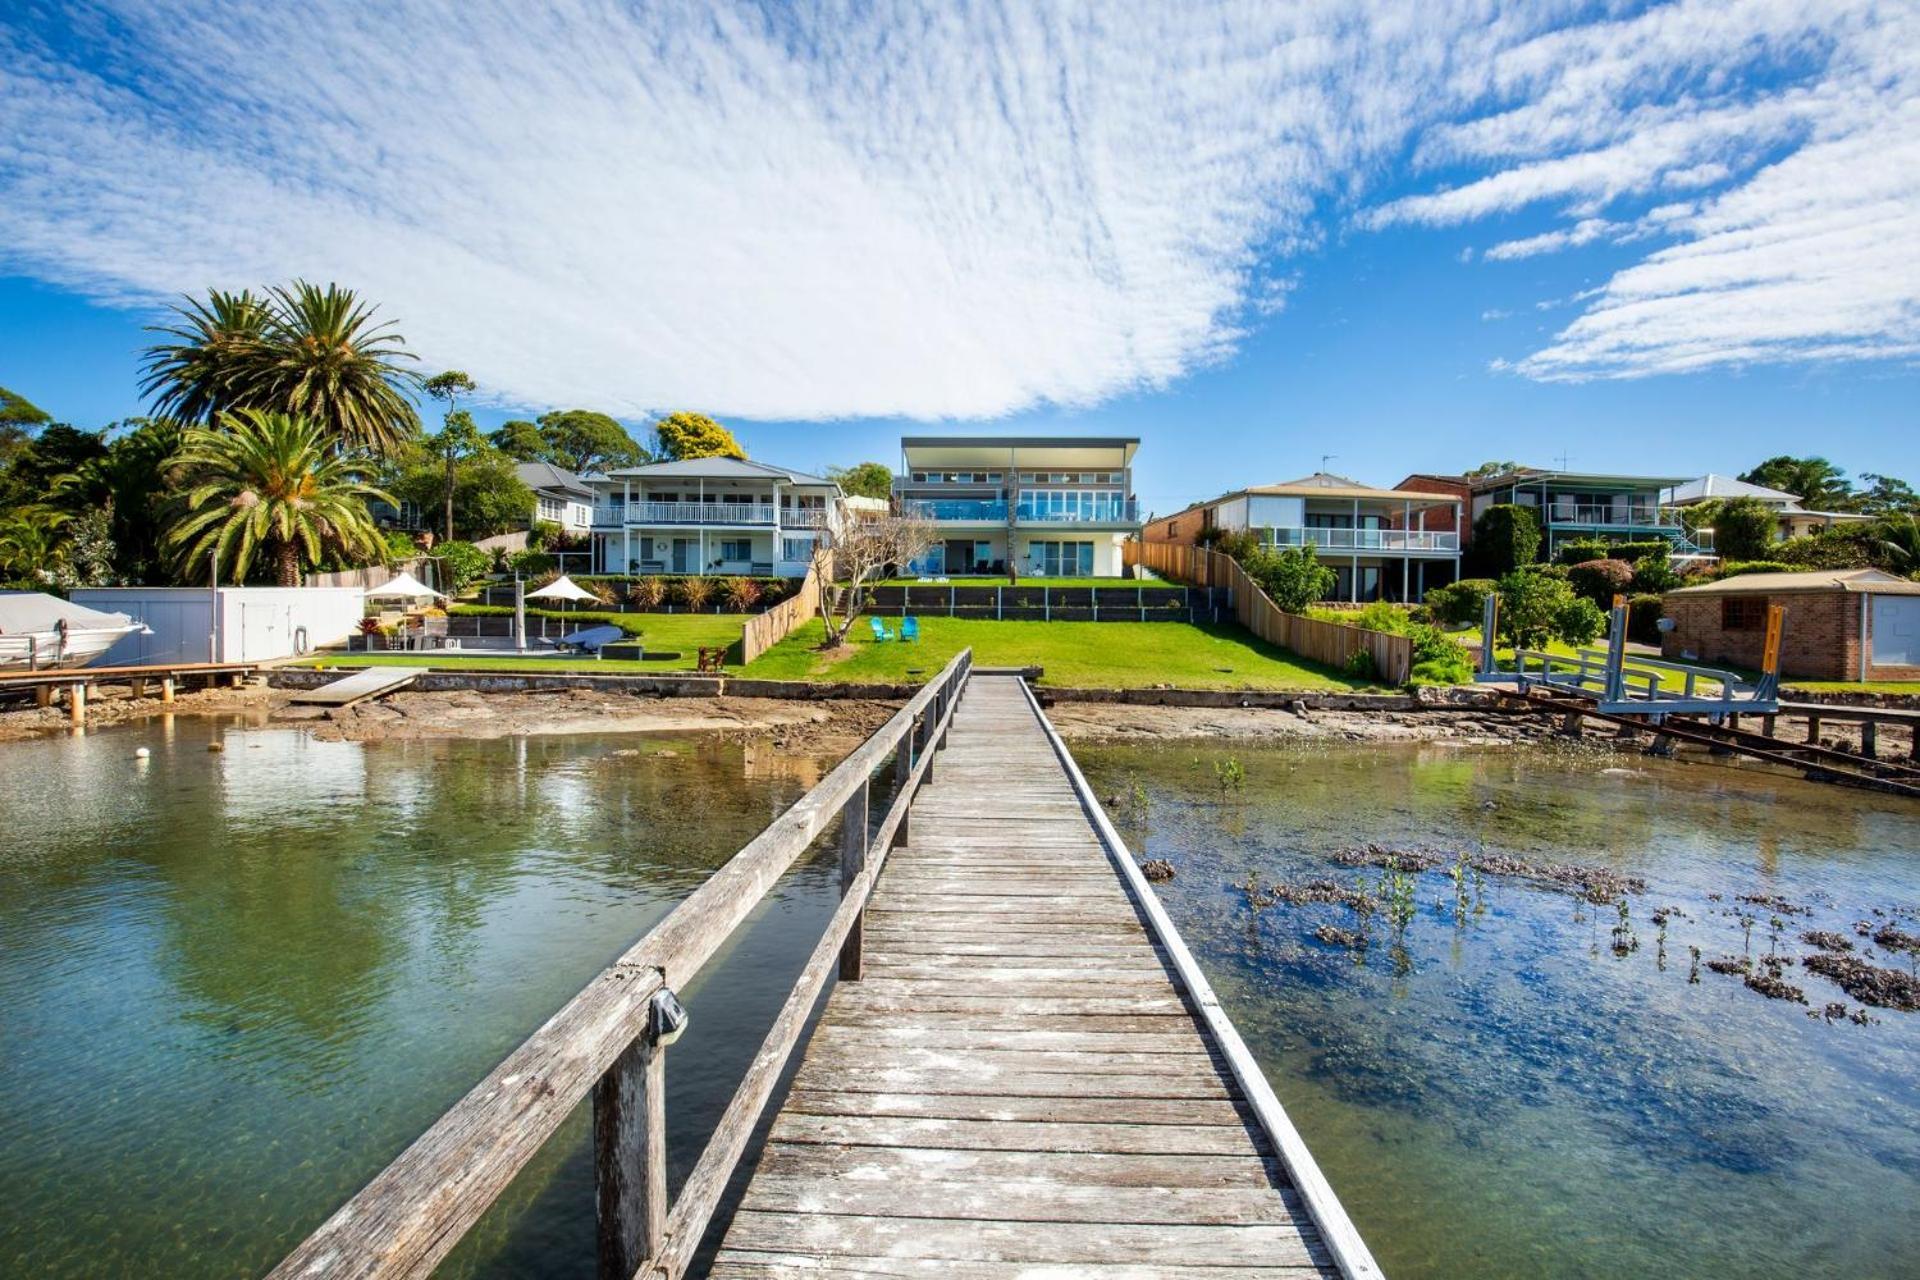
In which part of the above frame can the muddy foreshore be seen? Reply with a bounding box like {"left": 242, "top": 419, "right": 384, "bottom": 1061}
{"left": 0, "top": 680, "right": 1572, "bottom": 749}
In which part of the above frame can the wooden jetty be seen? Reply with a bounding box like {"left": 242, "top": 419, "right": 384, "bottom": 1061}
{"left": 0, "top": 660, "right": 258, "bottom": 726}
{"left": 268, "top": 653, "right": 1377, "bottom": 1280}
{"left": 286, "top": 665, "right": 427, "bottom": 707}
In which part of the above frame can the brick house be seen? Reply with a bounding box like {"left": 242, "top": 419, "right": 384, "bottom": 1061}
{"left": 1661, "top": 569, "right": 1920, "bottom": 682}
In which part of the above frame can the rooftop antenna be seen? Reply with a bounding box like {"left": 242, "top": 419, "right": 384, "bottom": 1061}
{"left": 1554, "top": 452, "right": 1571, "bottom": 470}
{"left": 1319, "top": 454, "right": 1338, "bottom": 473}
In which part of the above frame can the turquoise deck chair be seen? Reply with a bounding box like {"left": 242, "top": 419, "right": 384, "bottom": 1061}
{"left": 869, "top": 616, "right": 897, "bottom": 642}
{"left": 900, "top": 617, "right": 920, "bottom": 643}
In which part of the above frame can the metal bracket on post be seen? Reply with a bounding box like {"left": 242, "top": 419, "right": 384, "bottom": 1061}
{"left": 595, "top": 982, "right": 682, "bottom": 1280}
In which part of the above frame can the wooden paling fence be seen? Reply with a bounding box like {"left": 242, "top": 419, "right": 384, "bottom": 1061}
{"left": 739, "top": 553, "right": 828, "bottom": 664}
{"left": 267, "top": 650, "right": 973, "bottom": 1280}
{"left": 1127, "top": 541, "right": 1412, "bottom": 684}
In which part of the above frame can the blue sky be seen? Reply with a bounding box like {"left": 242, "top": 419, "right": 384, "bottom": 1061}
{"left": 3, "top": 1, "right": 1916, "bottom": 517}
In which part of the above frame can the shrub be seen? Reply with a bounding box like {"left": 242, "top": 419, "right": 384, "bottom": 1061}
{"left": 1470, "top": 504, "right": 1541, "bottom": 575}
{"left": 1630, "top": 558, "right": 1681, "bottom": 594}
{"left": 760, "top": 578, "right": 789, "bottom": 604}
{"left": 721, "top": 576, "right": 762, "bottom": 612}
{"left": 1343, "top": 648, "right": 1378, "bottom": 679}
{"left": 1774, "top": 528, "right": 1876, "bottom": 570}
{"left": 1496, "top": 570, "right": 1573, "bottom": 649}
{"left": 1424, "top": 578, "right": 1497, "bottom": 626}
{"left": 1556, "top": 538, "right": 1613, "bottom": 566}
{"left": 434, "top": 540, "right": 491, "bottom": 595}
{"left": 1240, "top": 544, "right": 1336, "bottom": 613}
{"left": 676, "top": 576, "right": 715, "bottom": 610}
{"left": 626, "top": 576, "right": 667, "bottom": 610}
{"left": 508, "top": 549, "right": 556, "bottom": 576}
{"left": 1212, "top": 529, "right": 1261, "bottom": 562}
{"left": 1718, "top": 560, "right": 1793, "bottom": 578}
{"left": 1712, "top": 497, "right": 1780, "bottom": 562}
{"left": 1409, "top": 651, "right": 1474, "bottom": 686}
{"left": 1566, "top": 558, "right": 1635, "bottom": 605}
{"left": 527, "top": 520, "right": 562, "bottom": 552}
{"left": 381, "top": 529, "right": 421, "bottom": 564}
{"left": 1554, "top": 596, "right": 1607, "bottom": 647}
{"left": 1627, "top": 593, "right": 1664, "bottom": 645}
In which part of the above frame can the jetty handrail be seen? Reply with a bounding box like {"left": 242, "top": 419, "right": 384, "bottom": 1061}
{"left": 268, "top": 648, "right": 973, "bottom": 1280}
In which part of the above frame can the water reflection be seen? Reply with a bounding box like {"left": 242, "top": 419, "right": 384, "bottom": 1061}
{"left": 0, "top": 718, "right": 839, "bottom": 1279}
{"left": 1083, "top": 741, "right": 1920, "bottom": 1280}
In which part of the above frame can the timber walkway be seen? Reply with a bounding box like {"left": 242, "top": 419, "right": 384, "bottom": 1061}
{"left": 712, "top": 674, "right": 1355, "bottom": 1276}
{"left": 269, "top": 655, "right": 1374, "bottom": 1280}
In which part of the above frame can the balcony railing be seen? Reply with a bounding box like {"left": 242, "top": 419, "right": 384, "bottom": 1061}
{"left": 593, "top": 501, "right": 831, "bottom": 528}
{"left": 905, "top": 499, "right": 1009, "bottom": 521}
{"left": 1264, "top": 527, "right": 1460, "bottom": 553}
{"left": 1015, "top": 498, "right": 1138, "bottom": 524}
{"left": 1543, "top": 503, "right": 1682, "bottom": 529}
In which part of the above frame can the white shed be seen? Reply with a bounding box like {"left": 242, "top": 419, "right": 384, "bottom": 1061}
{"left": 70, "top": 587, "right": 366, "bottom": 664}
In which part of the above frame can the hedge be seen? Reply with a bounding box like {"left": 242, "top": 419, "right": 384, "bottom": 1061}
{"left": 1557, "top": 538, "right": 1671, "bottom": 566}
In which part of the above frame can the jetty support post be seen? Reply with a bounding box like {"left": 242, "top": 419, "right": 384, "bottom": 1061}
{"left": 68, "top": 682, "right": 87, "bottom": 728}
{"left": 160, "top": 676, "right": 175, "bottom": 704}
{"left": 594, "top": 987, "right": 685, "bottom": 1280}
{"left": 840, "top": 777, "right": 870, "bottom": 980}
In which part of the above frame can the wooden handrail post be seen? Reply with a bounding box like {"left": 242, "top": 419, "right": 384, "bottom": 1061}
{"left": 594, "top": 1031, "right": 666, "bottom": 1280}
{"left": 840, "top": 780, "right": 870, "bottom": 980}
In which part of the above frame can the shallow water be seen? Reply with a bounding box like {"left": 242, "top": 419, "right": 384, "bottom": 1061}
{"left": 1080, "top": 742, "right": 1920, "bottom": 1280}
{"left": 0, "top": 717, "right": 841, "bottom": 1279}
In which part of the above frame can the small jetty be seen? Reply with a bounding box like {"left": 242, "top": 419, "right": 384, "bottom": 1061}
{"left": 0, "top": 660, "right": 258, "bottom": 726}
{"left": 286, "top": 665, "right": 427, "bottom": 707}
{"left": 268, "top": 653, "right": 1377, "bottom": 1280}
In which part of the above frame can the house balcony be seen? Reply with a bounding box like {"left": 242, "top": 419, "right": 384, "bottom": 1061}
{"left": 592, "top": 501, "right": 832, "bottom": 529}
{"left": 1542, "top": 503, "right": 1683, "bottom": 530}
{"left": 904, "top": 499, "right": 1009, "bottom": 522}
{"left": 1265, "top": 527, "right": 1460, "bottom": 554}
{"left": 1014, "top": 497, "right": 1138, "bottom": 524}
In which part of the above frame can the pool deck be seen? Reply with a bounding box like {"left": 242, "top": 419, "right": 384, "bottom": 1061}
{"left": 711, "top": 674, "right": 1363, "bottom": 1277}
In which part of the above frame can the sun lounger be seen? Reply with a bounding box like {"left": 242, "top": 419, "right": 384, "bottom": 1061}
{"left": 869, "top": 617, "right": 897, "bottom": 642}
{"left": 900, "top": 617, "right": 920, "bottom": 642}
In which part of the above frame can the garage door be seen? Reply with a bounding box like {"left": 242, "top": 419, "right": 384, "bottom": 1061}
{"left": 1873, "top": 596, "right": 1920, "bottom": 667}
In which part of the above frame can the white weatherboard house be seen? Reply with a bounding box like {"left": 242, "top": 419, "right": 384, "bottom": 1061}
{"left": 586, "top": 457, "right": 844, "bottom": 576}
{"left": 1662, "top": 473, "right": 1872, "bottom": 545}
{"left": 895, "top": 436, "right": 1142, "bottom": 577}
{"left": 514, "top": 462, "right": 597, "bottom": 536}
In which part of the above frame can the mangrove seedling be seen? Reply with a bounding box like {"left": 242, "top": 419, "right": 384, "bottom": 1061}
{"left": 1214, "top": 756, "right": 1246, "bottom": 793}
{"left": 1689, "top": 945, "right": 1702, "bottom": 984}
{"left": 1610, "top": 897, "right": 1638, "bottom": 956}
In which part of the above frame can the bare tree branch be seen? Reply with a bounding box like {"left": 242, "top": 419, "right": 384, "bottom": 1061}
{"left": 821, "top": 513, "right": 934, "bottom": 648}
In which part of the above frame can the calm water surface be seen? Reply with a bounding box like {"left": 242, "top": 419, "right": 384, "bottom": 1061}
{"left": 1080, "top": 742, "right": 1920, "bottom": 1280}
{"left": 0, "top": 716, "right": 843, "bottom": 1279}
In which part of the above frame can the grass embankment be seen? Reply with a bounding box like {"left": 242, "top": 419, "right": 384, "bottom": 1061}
{"left": 877, "top": 576, "right": 1154, "bottom": 588}
{"left": 741, "top": 617, "right": 1370, "bottom": 690}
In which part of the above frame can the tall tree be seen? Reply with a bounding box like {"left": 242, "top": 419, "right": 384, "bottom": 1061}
{"left": 1740, "top": 456, "right": 1853, "bottom": 510}
{"left": 142, "top": 281, "right": 421, "bottom": 455}
{"left": 536, "top": 409, "right": 646, "bottom": 472}
{"left": 652, "top": 411, "right": 746, "bottom": 461}
{"left": 828, "top": 461, "right": 894, "bottom": 500}
{"left": 0, "top": 384, "right": 51, "bottom": 430}
{"left": 490, "top": 419, "right": 548, "bottom": 461}
{"left": 1856, "top": 473, "right": 1918, "bottom": 516}
{"left": 167, "top": 409, "right": 390, "bottom": 586}
{"left": 1465, "top": 460, "right": 1522, "bottom": 480}
{"left": 425, "top": 371, "right": 478, "bottom": 542}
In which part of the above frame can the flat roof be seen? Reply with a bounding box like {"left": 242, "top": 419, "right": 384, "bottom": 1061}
{"left": 1667, "top": 568, "right": 1920, "bottom": 596}
{"left": 1470, "top": 468, "right": 1692, "bottom": 492}
{"left": 901, "top": 436, "right": 1139, "bottom": 469}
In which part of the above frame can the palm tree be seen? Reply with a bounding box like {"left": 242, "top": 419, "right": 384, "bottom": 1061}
{"left": 167, "top": 409, "right": 392, "bottom": 586}
{"left": 1876, "top": 513, "right": 1920, "bottom": 576}
{"left": 139, "top": 289, "right": 273, "bottom": 426}
{"left": 256, "top": 282, "right": 422, "bottom": 455}
{"left": 142, "top": 281, "right": 422, "bottom": 456}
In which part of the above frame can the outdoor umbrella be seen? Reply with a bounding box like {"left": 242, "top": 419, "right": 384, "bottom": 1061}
{"left": 363, "top": 571, "right": 446, "bottom": 601}
{"left": 525, "top": 574, "right": 600, "bottom": 613}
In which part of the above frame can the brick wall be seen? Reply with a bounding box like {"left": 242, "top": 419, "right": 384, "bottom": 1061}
{"left": 1142, "top": 510, "right": 1203, "bottom": 545}
{"left": 1660, "top": 589, "right": 1920, "bottom": 681}
{"left": 1393, "top": 475, "right": 1471, "bottom": 539}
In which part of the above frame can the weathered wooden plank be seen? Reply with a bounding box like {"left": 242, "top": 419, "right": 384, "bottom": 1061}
{"left": 826, "top": 991, "right": 1189, "bottom": 1017}
{"left": 767, "top": 1114, "right": 1262, "bottom": 1156}
{"left": 788, "top": 1068, "right": 1232, "bottom": 1101}
{"left": 711, "top": 1256, "right": 1325, "bottom": 1279}
{"left": 752, "top": 1142, "right": 1288, "bottom": 1188}
{"left": 721, "top": 1212, "right": 1324, "bottom": 1268}
{"left": 807, "top": 1025, "right": 1213, "bottom": 1055}
{"left": 779, "top": 1089, "right": 1249, "bottom": 1127}
{"left": 795, "top": 1044, "right": 1224, "bottom": 1076}
{"left": 739, "top": 1174, "right": 1299, "bottom": 1225}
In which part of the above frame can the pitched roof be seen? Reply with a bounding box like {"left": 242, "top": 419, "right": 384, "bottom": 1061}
{"left": 513, "top": 461, "right": 593, "bottom": 499}
{"left": 598, "top": 456, "right": 836, "bottom": 486}
{"left": 1668, "top": 568, "right": 1920, "bottom": 596}
{"left": 1666, "top": 473, "right": 1801, "bottom": 505}
{"left": 1243, "top": 474, "right": 1463, "bottom": 502}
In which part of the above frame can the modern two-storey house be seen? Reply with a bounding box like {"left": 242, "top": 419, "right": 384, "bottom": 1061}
{"left": 1467, "top": 469, "right": 1713, "bottom": 562}
{"left": 1144, "top": 473, "right": 1463, "bottom": 603}
{"left": 894, "top": 437, "right": 1141, "bottom": 577}
{"left": 586, "top": 457, "right": 843, "bottom": 577}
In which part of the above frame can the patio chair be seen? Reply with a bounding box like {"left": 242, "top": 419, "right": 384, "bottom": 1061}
{"left": 696, "top": 645, "right": 729, "bottom": 674}
{"left": 869, "top": 616, "right": 897, "bottom": 642}
{"left": 900, "top": 617, "right": 920, "bottom": 643}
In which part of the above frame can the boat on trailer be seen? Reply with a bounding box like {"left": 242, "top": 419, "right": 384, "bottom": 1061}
{"left": 0, "top": 591, "right": 147, "bottom": 670}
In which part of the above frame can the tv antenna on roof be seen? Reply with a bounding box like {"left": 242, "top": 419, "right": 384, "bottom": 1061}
{"left": 1320, "top": 454, "right": 1338, "bottom": 472}
{"left": 1554, "top": 452, "right": 1571, "bottom": 470}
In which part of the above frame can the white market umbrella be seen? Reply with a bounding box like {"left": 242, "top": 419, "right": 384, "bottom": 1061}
{"left": 365, "top": 571, "right": 446, "bottom": 601}
{"left": 525, "top": 574, "right": 599, "bottom": 603}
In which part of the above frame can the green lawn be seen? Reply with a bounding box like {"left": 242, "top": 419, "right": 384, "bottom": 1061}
{"left": 303, "top": 653, "right": 706, "bottom": 674}
{"left": 739, "top": 617, "right": 1371, "bottom": 689}
{"left": 310, "top": 612, "right": 747, "bottom": 672}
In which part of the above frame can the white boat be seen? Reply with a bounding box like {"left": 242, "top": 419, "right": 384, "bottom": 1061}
{"left": 0, "top": 592, "right": 148, "bottom": 670}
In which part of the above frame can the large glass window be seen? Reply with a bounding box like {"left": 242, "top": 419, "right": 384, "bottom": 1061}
{"left": 1031, "top": 540, "right": 1094, "bottom": 575}
{"left": 719, "top": 539, "right": 753, "bottom": 561}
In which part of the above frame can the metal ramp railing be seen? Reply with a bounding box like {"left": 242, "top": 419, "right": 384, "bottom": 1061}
{"left": 1473, "top": 594, "right": 1782, "bottom": 717}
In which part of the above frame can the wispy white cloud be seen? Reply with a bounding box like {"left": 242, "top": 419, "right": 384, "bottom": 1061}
{"left": 0, "top": 0, "right": 1912, "bottom": 412}
{"left": 0, "top": 0, "right": 1492, "bottom": 420}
